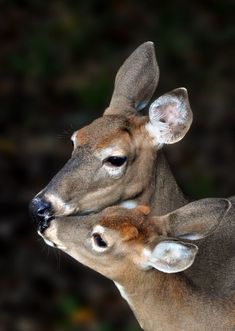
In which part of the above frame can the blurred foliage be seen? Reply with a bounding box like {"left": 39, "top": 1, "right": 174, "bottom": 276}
{"left": 0, "top": 0, "right": 234, "bottom": 330}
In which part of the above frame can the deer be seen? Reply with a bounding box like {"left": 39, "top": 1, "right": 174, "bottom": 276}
{"left": 41, "top": 197, "right": 235, "bottom": 331}
{"left": 30, "top": 41, "right": 235, "bottom": 297}
{"left": 29, "top": 41, "right": 193, "bottom": 230}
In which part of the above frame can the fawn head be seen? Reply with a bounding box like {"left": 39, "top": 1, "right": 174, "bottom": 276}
{"left": 43, "top": 198, "right": 230, "bottom": 281}
{"left": 30, "top": 42, "right": 193, "bottom": 231}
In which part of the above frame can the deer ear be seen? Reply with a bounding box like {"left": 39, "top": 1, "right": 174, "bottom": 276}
{"left": 145, "top": 240, "right": 198, "bottom": 273}
{"left": 146, "top": 87, "right": 193, "bottom": 145}
{"left": 104, "top": 42, "right": 159, "bottom": 116}
{"left": 161, "top": 198, "right": 231, "bottom": 240}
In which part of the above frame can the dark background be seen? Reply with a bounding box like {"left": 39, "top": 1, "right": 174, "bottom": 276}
{"left": 1, "top": 1, "right": 235, "bottom": 330}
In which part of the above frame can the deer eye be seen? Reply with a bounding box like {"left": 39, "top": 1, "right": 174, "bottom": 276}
{"left": 92, "top": 233, "right": 107, "bottom": 248}
{"left": 104, "top": 156, "right": 127, "bottom": 167}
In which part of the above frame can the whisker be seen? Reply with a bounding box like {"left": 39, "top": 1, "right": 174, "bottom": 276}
{"left": 57, "top": 126, "right": 75, "bottom": 140}
{"left": 52, "top": 247, "right": 61, "bottom": 272}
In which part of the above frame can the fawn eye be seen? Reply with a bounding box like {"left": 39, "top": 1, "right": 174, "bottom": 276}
{"left": 92, "top": 233, "right": 107, "bottom": 248}
{"left": 104, "top": 156, "right": 127, "bottom": 167}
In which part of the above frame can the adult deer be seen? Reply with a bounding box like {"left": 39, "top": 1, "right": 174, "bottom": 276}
{"left": 42, "top": 198, "right": 235, "bottom": 331}
{"left": 29, "top": 41, "right": 192, "bottom": 230}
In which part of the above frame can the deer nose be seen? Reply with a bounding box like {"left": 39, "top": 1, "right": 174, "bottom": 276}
{"left": 29, "top": 197, "right": 52, "bottom": 232}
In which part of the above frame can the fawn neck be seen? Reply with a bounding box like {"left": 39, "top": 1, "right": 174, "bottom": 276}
{"left": 117, "top": 267, "right": 232, "bottom": 331}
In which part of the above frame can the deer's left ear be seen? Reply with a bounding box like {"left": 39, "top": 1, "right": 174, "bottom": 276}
{"left": 160, "top": 198, "right": 231, "bottom": 240}
{"left": 146, "top": 87, "right": 193, "bottom": 145}
{"left": 144, "top": 240, "right": 198, "bottom": 273}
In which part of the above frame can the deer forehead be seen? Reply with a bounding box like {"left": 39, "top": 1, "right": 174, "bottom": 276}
{"left": 72, "top": 116, "right": 128, "bottom": 145}
{"left": 72, "top": 115, "right": 148, "bottom": 150}
{"left": 97, "top": 209, "right": 154, "bottom": 242}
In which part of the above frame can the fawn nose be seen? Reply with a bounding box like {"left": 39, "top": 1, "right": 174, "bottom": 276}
{"left": 29, "top": 197, "right": 53, "bottom": 232}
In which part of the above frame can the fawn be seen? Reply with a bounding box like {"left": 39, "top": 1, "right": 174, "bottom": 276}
{"left": 42, "top": 197, "right": 235, "bottom": 331}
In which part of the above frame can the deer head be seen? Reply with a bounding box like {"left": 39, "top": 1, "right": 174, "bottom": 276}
{"left": 29, "top": 42, "right": 193, "bottom": 232}
{"left": 42, "top": 198, "right": 230, "bottom": 280}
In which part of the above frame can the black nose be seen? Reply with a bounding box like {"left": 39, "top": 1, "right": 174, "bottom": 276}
{"left": 29, "top": 197, "right": 52, "bottom": 232}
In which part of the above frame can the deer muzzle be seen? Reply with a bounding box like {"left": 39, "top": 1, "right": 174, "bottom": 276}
{"left": 29, "top": 196, "right": 54, "bottom": 232}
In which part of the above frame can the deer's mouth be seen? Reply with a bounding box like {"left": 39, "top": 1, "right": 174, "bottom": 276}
{"left": 37, "top": 219, "right": 67, "bottom": 250}
{"left": 37, "top": 228, "right": 56, "bottom": 247}
{"left": 37, "top": 214, "right": 56, "bottom": 248}
{"left": 37, "top": 214, "right": 54, "bottom": 233}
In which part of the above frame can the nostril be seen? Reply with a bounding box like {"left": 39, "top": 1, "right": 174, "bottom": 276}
{"left": 29, "top": 197, "right": 53, "bottom": 233}
{"left": 37, "top": 201, "right": 50, "bottom": 216}
{"left": 29, "top": 197, "right": 51, "bottom": 220}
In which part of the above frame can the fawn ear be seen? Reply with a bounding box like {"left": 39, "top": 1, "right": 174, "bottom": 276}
{"left": 159, "top": 198, "right": 231, "bottom": 240}
{"left": 104, "top": 42, "right": 159, "bottom": 115}
{"left": 144, "top": 240, "right": 198, "bottom": 273}
{"left": 145, "top": 87, "right": 193, "bottom": 145}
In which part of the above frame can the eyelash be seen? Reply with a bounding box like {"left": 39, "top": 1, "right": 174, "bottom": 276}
{"left": 104, "top": 156, "right": 127, "bottom": 167}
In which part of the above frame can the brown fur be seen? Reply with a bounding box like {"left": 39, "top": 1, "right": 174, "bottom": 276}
{"left": 34, "top": 42, "right": 188, "bottom": 219}
{"left": 43, "top": 199, "right": 235, "bottom": 331}
{"left": 99, "top": 206, "right": 156, "bottom": 240}
{"left": 33, "top": 42, "right": 235, "bottom": 329}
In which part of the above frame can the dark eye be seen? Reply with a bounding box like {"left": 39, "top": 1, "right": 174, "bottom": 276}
{"left": 104, "top": 156, "right": 127, "bottom": 167}
{"left": 92, "top": 233, "right": 107, "bottom": 248}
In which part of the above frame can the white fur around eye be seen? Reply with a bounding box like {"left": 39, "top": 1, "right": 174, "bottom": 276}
{"left": 94, "top": 147, "right": 127, "bottom": 178}
{"left": 95, "top": 147, "right": 126, "bottom": 160}
{"left": 91, "top": 226, "right": 109, "bottom": 253}
{"left": 91, "top": 236, "right": 108, "bottom": 253}
{"left": 92, "top": 225, "right": 105, "bottom": 235}
{"left": 103, "top": 163, "right": 126, "bottom": 178}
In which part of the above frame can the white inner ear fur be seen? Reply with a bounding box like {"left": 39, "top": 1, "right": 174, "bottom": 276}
{"left": 146, "top": 88, "right": 192, "bottom": 145}
{"left": 145, "top": 241, "right": 198, "bottom": 273}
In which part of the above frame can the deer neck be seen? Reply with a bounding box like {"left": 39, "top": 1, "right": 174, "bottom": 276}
{"left": 150, "top": 150, "right": 187, "bottom": 215}
{"left": 116, "top": 269, "right": 226, "bottom": 331}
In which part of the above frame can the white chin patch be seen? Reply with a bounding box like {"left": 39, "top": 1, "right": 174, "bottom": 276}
{"left": 114, "top": 282, "right": 132, "bottom": 307}
{"left": 37, "top": 230, "right": 55, "bottom": 247}
{"left": 119, "top": 200, "right": 137, "bottom": 209}
{"left": 38, "top": 230, "right": 67, "bottom": 250}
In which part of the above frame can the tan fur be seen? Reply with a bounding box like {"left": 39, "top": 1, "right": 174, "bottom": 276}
{"left": 34, "top": 42, "right": 189, "bottom": 218}
{"left": 43, "top": 199, "right": 235, "bottom": 331}
{"left": 34, "top": 41, "right": 235, "bottom": 330}
{"left": 104, "top": 41, "right": 159, "bottom": 115}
